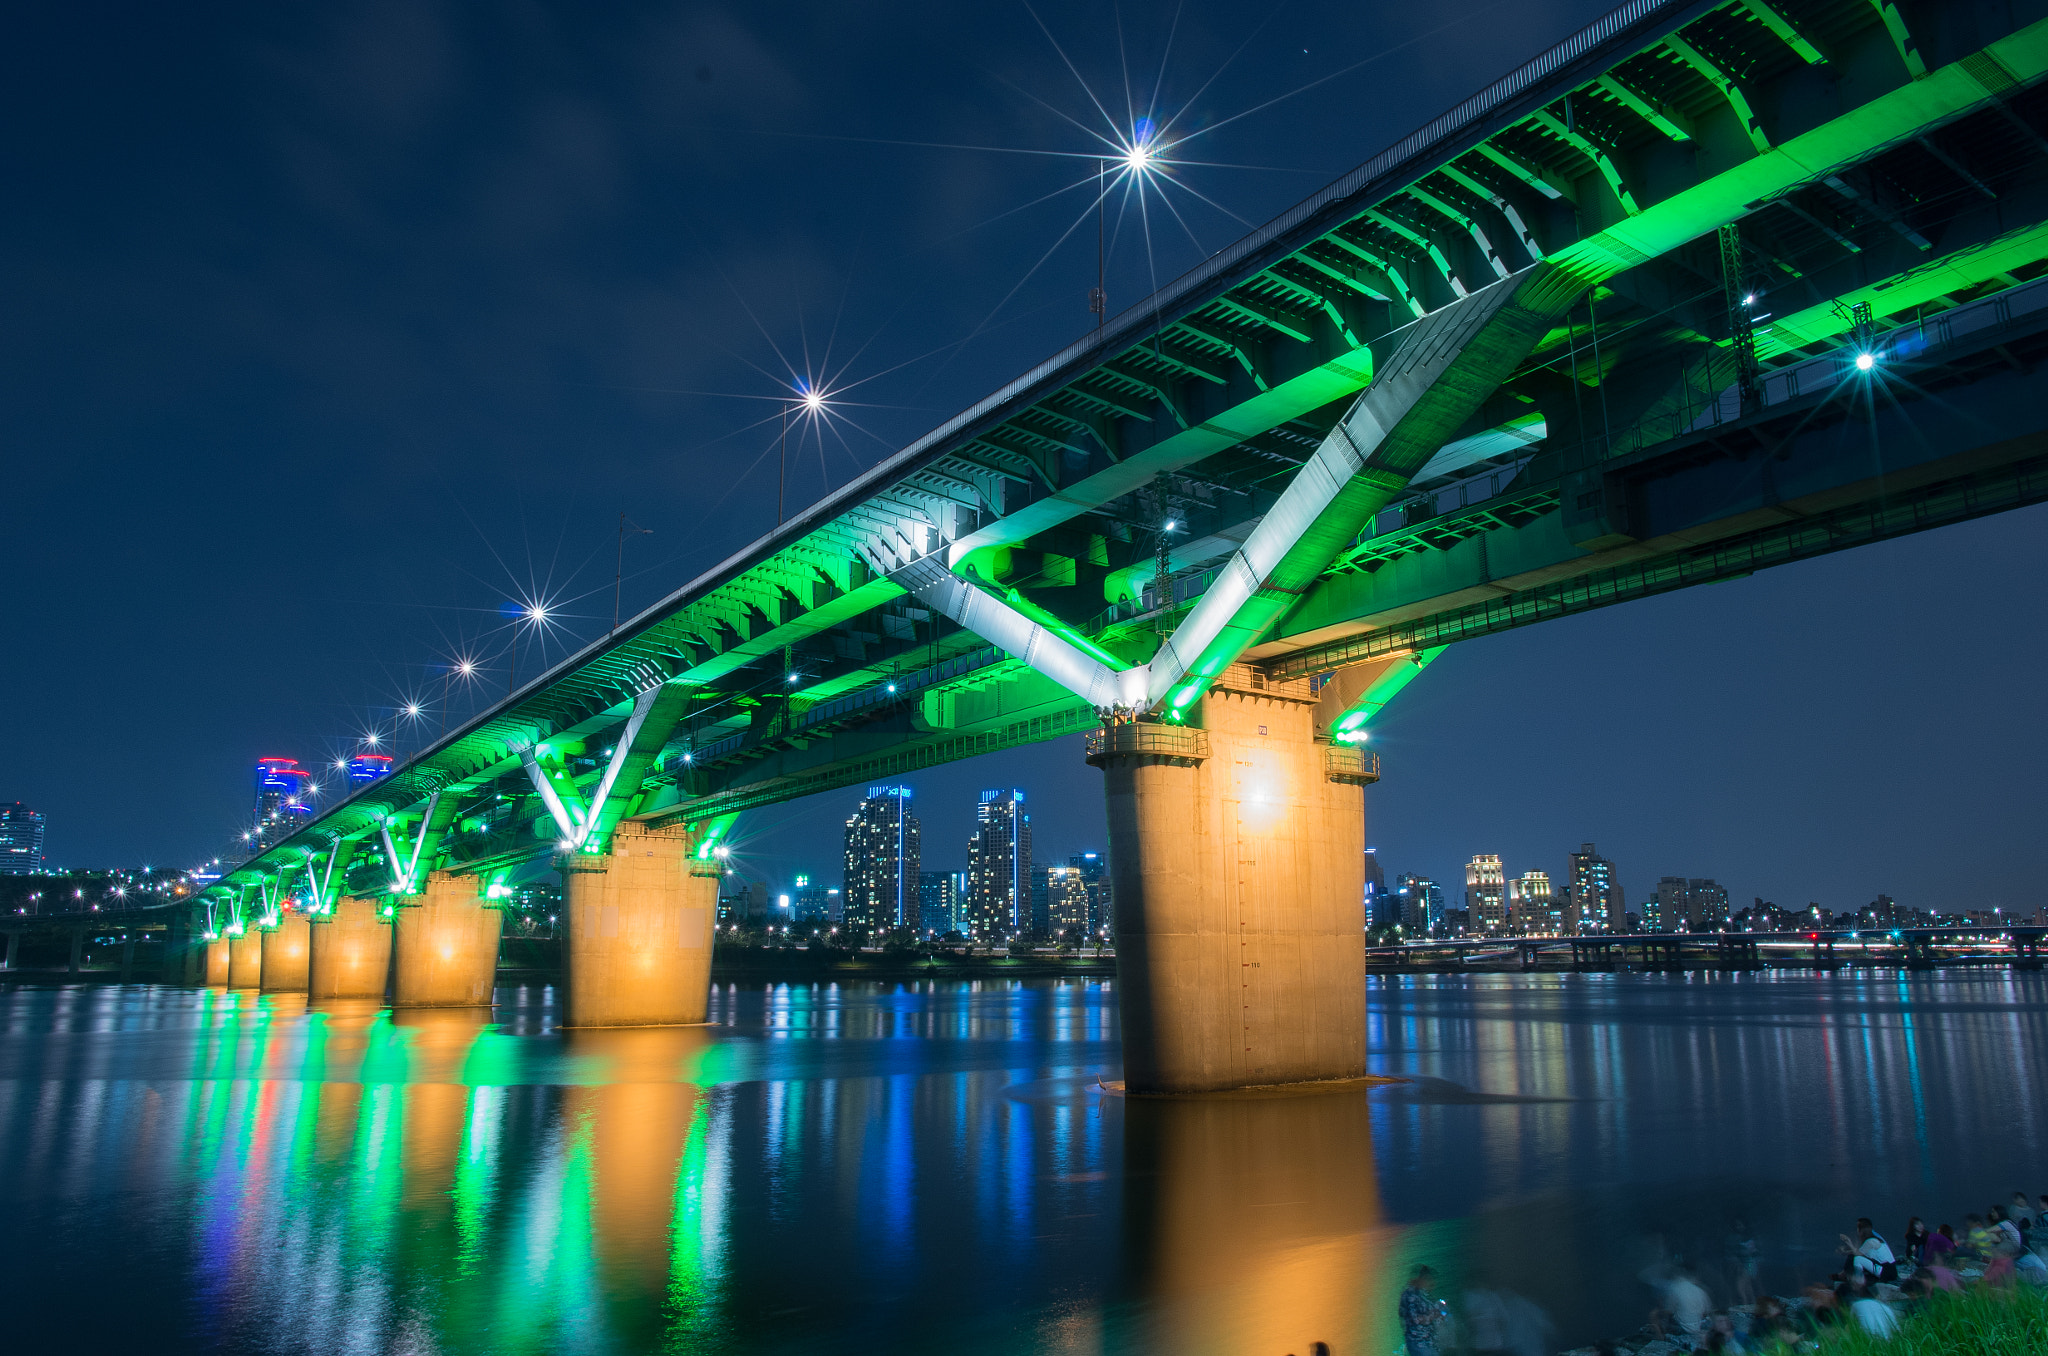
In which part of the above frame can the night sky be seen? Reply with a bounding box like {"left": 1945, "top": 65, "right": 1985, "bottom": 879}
{"left": 6, "top": 1, "right": 2045, "bottom": 914}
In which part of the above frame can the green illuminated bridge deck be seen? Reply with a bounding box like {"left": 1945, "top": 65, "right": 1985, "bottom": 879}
{"left": 201, "top": 0, "right": 2048, "bottom": 910}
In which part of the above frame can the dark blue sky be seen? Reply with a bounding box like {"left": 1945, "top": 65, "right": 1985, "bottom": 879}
{"left": 6, "top": 1, "right": 2043, "bottom": 913}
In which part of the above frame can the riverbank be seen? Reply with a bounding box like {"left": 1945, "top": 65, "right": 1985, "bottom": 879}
{"left": 1561, "top": 1286, "right": 2048, "bottom": 1356}
{"left": 1830, "top": 1288, "right": 2048, "bottom": 1354}
{"left": 1553, "top": 1207, "right": 2048, "bottom": 1354}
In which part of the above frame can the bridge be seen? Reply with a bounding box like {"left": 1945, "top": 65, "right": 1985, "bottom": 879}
{"left": 183, "top": 0, "right": 2048, "bottom": 1092}
{"left": 1368, "top": 927, "right": 2048, "bottom": 970}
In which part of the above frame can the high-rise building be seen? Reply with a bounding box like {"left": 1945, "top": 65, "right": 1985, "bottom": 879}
{"left": 1689, "top": 878, "right": 1730, "bottom": 930}
{"left": 346, "top": 754, "right": 394, "bottom": 786}
{"left": 1391, "top": 874, "right": 1440, "bottom": 935}
{"left": 1044, "top": 865, "right": 1090, "bottom": 934}
{"left": 1645, "top": 876, "right": 1729, "bottom": 932}
{"left": 842, "top": 786, "right": 920, "bottom": 933}
{"left": 1370, "top": 869, "right": 1406, "bottom": 930}
{"left": 918, "top": 870, "right": 957, "bottom": 934}
{"left": 1646, "top": 877, "right": 1682, "bottom": 931}
{"left": 1565, "top": 843, "right": 1622, "bottom": 934}
{"left": 1068, "top": 851, "right": 1110, "bottom": 933}
{"left": 1363, "top": 846, "right": 1386, "bottom": 921}
{"left": 252, "top": 758, "right": 314, "bottom": 854}
{"left": 0, "top": 803, "right": 46, "bottom": 875}
{"left": 1511, "top": 870, "right": 1565, "bottom": 935}
{"left": 793, "top": 876, "right": 838, "bottom": 924}
{"left": 717, "top": 877, "right": 770, "bottom": 924}
{"left": 966, "top": 789, "right": 1031, "bottom": 937}
{"left": 1466, "top": 854, "right": 1507, "bottom": 934}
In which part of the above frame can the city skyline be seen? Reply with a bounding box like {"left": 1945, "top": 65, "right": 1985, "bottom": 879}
{"left": 10, "top": 734, "right": 2017, "bottom": 933}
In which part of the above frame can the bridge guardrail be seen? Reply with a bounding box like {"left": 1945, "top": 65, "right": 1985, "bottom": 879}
{"left": 1083, "top": 724, "right": 1211, "bottom": 767}
{"left": 1324, "top": 745, "right": 1381, "bottom": 785}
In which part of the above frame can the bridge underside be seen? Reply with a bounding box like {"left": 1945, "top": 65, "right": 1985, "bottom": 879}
{"left": 646, "top": 290, "right": 2048, "bottom": 817}
{"left": 189, "top": 0, "right": 2048, "bottom": 1083}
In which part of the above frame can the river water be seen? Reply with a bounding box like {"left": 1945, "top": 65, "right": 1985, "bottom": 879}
{"left": 1, "top": 971, "right": 2042, "bottom": 1354}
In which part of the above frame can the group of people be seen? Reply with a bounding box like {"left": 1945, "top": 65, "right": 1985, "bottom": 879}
{"left": 1394, "top": 1189, "right": 2048, "bottom": 1355}
{"left": 1820, "top": 1193, "right": 2048, "bottom": 1318}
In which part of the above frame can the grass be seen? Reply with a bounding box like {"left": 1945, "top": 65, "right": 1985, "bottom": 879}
{"left": 1816, "top": 1286, "right": 2048, "bottom": 1355}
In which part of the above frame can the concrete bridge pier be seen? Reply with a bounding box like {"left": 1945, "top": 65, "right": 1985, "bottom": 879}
{"left": 309, "top": 895, "right": 392, "bottom": 1000}
{"left": 260, "top": 913, "right": 313, "bottom": 993}
{"left": 562, "top": 820, "right": 718, "bottom": 1028}
{"left": 227, "top": 932, "right": 263, "bottom": 988}
{"left": 204, "top": 936, "right": 231, "bottom": 985}
{"left": 392, "top": 872, "right": 502, "bottom": 1009}
{"left": 1093, "top": 668, "right": 1368, "bottom": 1094}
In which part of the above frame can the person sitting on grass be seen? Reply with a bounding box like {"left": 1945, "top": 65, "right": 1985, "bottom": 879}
{"left": 1983, "top": 1250, "right": 2017, "bottom": 1287}
{"left": 1649, "top": 1267, "right": 1711, "bottom": 1351}
{"left": 1990, "top": 1206, "right": 2023, "bottom": 1256}
{"left": 1839, "top": 1218, "right": 1898, "bottom": 1284}
{"left": 1842, "top": 1272, "right": 1900, "bottom": 1340}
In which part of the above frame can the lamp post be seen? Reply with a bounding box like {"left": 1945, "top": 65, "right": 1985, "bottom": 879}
{"left": 612, "top": 515, "right": 652, "bottom": 637}
{"left": 777, "top": 384, "right": 826, "bottom": 528}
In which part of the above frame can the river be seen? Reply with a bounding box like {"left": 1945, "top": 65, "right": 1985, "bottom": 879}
{"left": 0, "top": 970, "right": 2042, "bottom": 1353}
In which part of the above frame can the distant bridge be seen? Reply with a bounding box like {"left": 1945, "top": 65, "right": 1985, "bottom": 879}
{"left": 186, "top": 0, "right": 2048, "bottom": 1090}
{"left": 1370, "top": 927, "right": 2048, "bottom": 970}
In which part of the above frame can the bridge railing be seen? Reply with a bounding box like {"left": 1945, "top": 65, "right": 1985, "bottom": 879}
{"left": 1083, "top": 724, "right": 1211, "bottom": 767}
{"left": 1323, "top": 745, "right": 1381, "bottom": 785}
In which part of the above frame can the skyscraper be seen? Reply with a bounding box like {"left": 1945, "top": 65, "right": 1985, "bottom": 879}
{"left": 1466, "top": 854, "right": 1507, "bottom": 934}
{"left": 1392, "top": 874, "right": 1441, "bottom": 935}
{"left": 1689, "top": 879, "right": 1730, "bottom": 929}
{"left": 1044, "top": 865, "right": 1089, "bottom": 934}
{"left": 966, "top": 789, "right": 1031, "bottom": 937}
{"left": 1566, "top": 843, "right": 1622, "bottom": 934}
{"left": 793, "top": 876, "right": 838, "bottom": 924}
{"left": 0, "top": 803, "right": 46, "bottom": 875}
{"left": 346, "top": 753, "right": 394, "bottom": 786}
{"left": 1648, "top": 876, "right": 1730, "bottom": 932}
{"left": 1510, "top": 870, "right": 1564, "bottom": 935}
{"left": 1068, "top": 851, "right": 1110, "bottom": 933}
{"left": 842, "top": 786, "right": 920, "bottom": 933}
{"left": 252, "top": 758, "right": 314, "bottom": 854}
{"left": 917, "top": 871, "right": 957, "bottom": 934}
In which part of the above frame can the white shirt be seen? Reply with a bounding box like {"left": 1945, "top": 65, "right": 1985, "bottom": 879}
{"left": 1851, "top": 1298, "right": 1899, "bottom": 1338}
{"left": 1664, "top": 1278, "right": 1710, "bottom": 1338}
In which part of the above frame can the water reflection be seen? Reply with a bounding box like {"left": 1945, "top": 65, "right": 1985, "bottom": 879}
{"left": 1119, "top": 1089, "right": 1391, "bottom": 1356}
{"left": 0, "top": 973, "right": 2043, "bottom": 1354}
